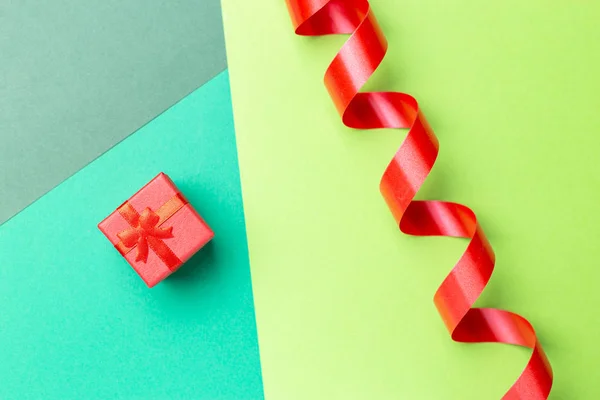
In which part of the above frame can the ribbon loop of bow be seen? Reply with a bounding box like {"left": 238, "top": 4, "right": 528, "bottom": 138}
{"left": 117, "top": 207, "right": 174, "bottom": 263}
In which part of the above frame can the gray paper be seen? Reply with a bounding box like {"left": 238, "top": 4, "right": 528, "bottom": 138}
{"left": 0, "top": 0, "right": 227, "bottom": 224}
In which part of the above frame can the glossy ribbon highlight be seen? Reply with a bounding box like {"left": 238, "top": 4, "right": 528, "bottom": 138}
{"left": 284, "top": 0, "right": 553, "bottom": 398}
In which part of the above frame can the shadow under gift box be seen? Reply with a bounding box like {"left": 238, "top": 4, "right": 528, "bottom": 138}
{"left": 98, "top": 173, "right": 214, "bottom": 287}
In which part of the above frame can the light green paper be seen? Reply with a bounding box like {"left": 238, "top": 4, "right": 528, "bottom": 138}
{"left": 0, "top": 71, "right": 264, "bottom": 400}
{"left": 223, "top": 0, "right": 600, "bottom": 398}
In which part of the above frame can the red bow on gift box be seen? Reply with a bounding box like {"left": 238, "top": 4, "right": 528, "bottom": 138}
{"left": 115, "top": 193, "right": 187, "bottom": 270}
{"left": 117, "top": 208, "right": 174, "bottom": 263}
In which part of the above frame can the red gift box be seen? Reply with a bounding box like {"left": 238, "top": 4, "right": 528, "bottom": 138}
{"left": 98, "top": 173, "right": 214, "bottom": 287}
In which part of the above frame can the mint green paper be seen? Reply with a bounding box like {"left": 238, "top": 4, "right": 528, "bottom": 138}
{"left": 0, "top": 71, "right": 263, "bottom": 400}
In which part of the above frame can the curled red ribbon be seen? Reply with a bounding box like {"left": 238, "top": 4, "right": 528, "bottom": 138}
{"left": 116, "top": 193, "right": 187, "bottom": 270}
{"left": 284, "top": 0, "right": 553, "bottom": 398}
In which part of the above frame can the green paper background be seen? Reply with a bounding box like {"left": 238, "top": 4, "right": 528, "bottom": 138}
{"left": 0, "top": 72, "right": 264, "bottom": 400}
{"left": 223, "top": 0, "right": 600, "bottom": 398}
{"left": 0, "top": 0, "right": 227, "bottom": 225}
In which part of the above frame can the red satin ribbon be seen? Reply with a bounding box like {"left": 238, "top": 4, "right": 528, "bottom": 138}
{"left": 284, "top": 0, "right": 553, "bottom": 398}
{"left": 116, "top": 193, "right": 186, "bottom": 270}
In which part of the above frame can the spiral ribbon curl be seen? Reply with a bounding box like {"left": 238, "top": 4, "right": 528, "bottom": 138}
{"left": 284, "top": 0, "right": 553, "bottom": 398}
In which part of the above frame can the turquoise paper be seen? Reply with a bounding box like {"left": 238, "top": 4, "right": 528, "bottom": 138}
{"left": 0, "top": 71, "right": 264, "bottom": 400}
